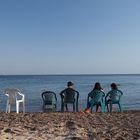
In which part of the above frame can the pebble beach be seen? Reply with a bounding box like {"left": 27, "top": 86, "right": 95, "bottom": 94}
{"left": 0, "top": 111, "right": 140, "bottom": 140}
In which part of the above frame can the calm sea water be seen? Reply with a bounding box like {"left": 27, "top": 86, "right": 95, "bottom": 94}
{"left": 0, "top": 75, "right": 140, "bottom": 112}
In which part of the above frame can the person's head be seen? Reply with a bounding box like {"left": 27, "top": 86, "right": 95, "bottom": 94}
{"left": 93, "top": 82, "right": 102, "bottom": 90}
{"left": 111, "top": 83, "right": 118, "bottom": 90}
{"left": 67, "top": 81, "right": 74, "bottom": 88}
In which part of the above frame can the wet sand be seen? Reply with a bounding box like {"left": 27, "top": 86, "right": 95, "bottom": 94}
{"left": 0, "top": 111, "right": 140, "bottom": 140}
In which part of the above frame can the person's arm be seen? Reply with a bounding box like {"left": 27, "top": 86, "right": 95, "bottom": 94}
{"left": 118, "top": 90, "right": 123, "bottom": 96}
{"left": 88, "top": 90, "right": 94, "bottom": 98}
{"left": 60, "top": 89, "right": 66, "bottom": 98}
{"left": 100, "top": 89, "right": 106, "bottom": 97}
{"left": 105, "top": 91, "right": 111, "bottom": 101}
{"left": 73, "top": 89, "right": 79, "bottom": 98}
{"left": 75, "top": 90, "right": 79, "bottom": 95}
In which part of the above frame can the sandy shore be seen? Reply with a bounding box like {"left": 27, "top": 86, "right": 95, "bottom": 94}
{"left": 0, "top": 111, "right": 140, "bottom": 140}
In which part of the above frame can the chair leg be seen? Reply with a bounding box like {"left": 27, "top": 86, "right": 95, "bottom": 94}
{"left": 23, "top": 101, "right": 25, "bottom": 113}
{"left": 16, "top": 101, "right": 19, "bottom": 113}
{"left": 6, "top": 101, "right": 11, "bottom": 113}
{"left": 61, "top": 106, "right": 64, "bottom": 112}
{"left": 65, "top": 104, "right": 68, "bottom": 111}
{"left": 73, "top": 103, "right": 75, "bottom": 112}
{"left": 101, "top": 103, "right": 105, "bottom": 113}
{"left": 8, "top": 104, "right": 11, "bottom": 113}
{"left": 110, "top": 102, "right": 112, "bottom": 112}
{"left": 61, "top": 101, "right": 64, "bottom": 112}
{"left": 53, "top": 104, "right": 56, "bottom": 111}
{"left": 118, "top": 103, "right": 123, "bottom": 112}
{"left": 52, "top": 104, "right": 56, "bottom": 111}
{"left": 76, "top": 100, "right": 78, "bottom": 112}
{"left": 96, "top": 105, "right": 99, "bottom": 112}
{"left": 106, "top": 104, "right": 110, "bottom": 112}
{"left": 6, "top": 102, "right": 9, "bottom": 113}
{"left": 90, "top": 106, "right": 93, "bottom": 113}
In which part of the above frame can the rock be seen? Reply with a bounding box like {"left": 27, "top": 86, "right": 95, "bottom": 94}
{"left": 4, "top": 128, "right": 12, "bottom": 133}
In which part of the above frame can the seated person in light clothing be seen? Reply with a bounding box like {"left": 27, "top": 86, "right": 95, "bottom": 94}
{"left": 80, "top": 82, "right": 105, "bottom": 113}
{"left": 105, "top": 83, "right": 123, "bottom": 112}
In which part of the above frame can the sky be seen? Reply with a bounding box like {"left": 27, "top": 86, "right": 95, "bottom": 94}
{"left": 0, "top": 0, "right": 140, "bottom": 75}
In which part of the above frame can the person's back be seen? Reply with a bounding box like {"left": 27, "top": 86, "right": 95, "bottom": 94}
{"left": 88, "top": 82, "right": 104, "bottom": 98}
{"left": 60, "top": 81, "right": 79, "bottom": 98}
{"left": 80, "top": 82, "right": 105, "bottom": 114}
{"left": 106, "top": 83, "right": 120, "bottom": 101}
{"left": 64, "top": 88, "right": 76, "bottom": 103}
{"left": 60, "top": 81, "right": 79, "bottom": 112}
{"left": 105, "top": 83, "right": 123, "bottom": 112}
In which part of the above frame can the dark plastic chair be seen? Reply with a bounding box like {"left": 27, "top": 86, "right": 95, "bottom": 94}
{"left": 42, "top": 91, "right": 57, "bottom": 111}
{"left": 60, "top": 90, "right": 79, "bottom": 112}
{"left": 87, "top": 90, "right": 105, "bottom": 112}
{"left": 105, "top": 89, "right": 123, "bottom": 112}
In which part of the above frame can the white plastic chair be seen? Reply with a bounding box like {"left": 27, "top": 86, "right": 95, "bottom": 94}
{"left": 4, "top": 88, "right": 25, "bottom": 113}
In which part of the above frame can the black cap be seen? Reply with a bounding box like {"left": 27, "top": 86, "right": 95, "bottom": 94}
{"left": 67, "top": 81, "right": 74, "bottom": 87}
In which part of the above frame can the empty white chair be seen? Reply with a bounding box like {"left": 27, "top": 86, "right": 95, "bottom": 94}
{"left": 5, "top": 88, "right": 25, "bottom": 113}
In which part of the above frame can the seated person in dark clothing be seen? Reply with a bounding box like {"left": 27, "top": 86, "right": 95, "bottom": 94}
{"left": 60, "top": 81, "right": 79, "bottom": 111}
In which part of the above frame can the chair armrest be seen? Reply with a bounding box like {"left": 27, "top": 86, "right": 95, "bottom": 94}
{"left": 17, "top": 92, "right": 25, "bottom": 101}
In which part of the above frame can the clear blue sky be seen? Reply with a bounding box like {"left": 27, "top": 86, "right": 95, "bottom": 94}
{"left": 0, "top": 0, "right": 140, "bottom": 75}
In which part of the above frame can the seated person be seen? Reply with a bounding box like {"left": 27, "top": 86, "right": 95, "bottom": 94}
{"left": 80, "top": 82, "right": 105, "bottom": 113}
{"left": 60, "top": 81, "right": 79, "bottom": 111}
{"left": 105, "top": 83, "right": 123, "bottom": 112}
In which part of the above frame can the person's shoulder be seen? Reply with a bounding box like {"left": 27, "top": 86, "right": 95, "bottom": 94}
{"left": 74, "top": 89, "right": 79, "bottom": 94}
{"left": 69, "top": 88, "right": 79, "bottom": 93}
{"left": 72, "top": 88, "right": 78, "bottom": 92}
{"left": 100, "top": 89, "right": 105, "bottom": 94}
{"left": 100, "top": 89, "right": 105, "bottom": 92}
{"left": 60, "top": 88, "right": 67, "bottom": 94}
{"left": 107, "top": 89, "right": 120, "bottom": 94}
{"left": 116, "top": 89, "right": 123, "bottom": 95}
{"left": 88, "top": 89, "right": 94, "bottom": 95}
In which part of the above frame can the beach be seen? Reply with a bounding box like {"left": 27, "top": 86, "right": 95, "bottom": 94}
{"left": 0, "top": 111, "right": 140, "bottom": 140}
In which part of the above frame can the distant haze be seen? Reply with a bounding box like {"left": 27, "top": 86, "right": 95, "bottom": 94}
{"left": 0, "top": 0, "right": 140, "bottom": 75}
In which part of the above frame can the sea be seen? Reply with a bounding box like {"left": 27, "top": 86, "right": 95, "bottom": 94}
{"left": 0, "top": 74, "right": 140, "bottom": 112}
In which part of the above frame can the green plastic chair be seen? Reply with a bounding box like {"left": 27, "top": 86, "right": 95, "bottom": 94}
{"left": 105, "top": 89, "right": 123, "bottom": 112}
{"left": 87, "top": 90, "right": 105, "bottom": 112}
{"left": 60, "top": 90, "right": 79, "bottom": 112}
{"left": 42, "top": 91, "right": 57, "bottom": 111}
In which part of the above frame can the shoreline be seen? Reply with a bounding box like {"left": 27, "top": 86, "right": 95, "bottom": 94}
{"left": 0, "top": 111, "right": 140, "bottom": 140}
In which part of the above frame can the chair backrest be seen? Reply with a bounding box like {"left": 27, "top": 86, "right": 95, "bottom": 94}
{"left": 42, "top": 91, "right": 57, "bottom": 105}
{"left": 63, "top": 89, "right": 78, "bottom": 103}
{"left": 5, "top": 88, "right": 21, "bottom": 103}
{"left": 88, "top": 90, "right": 105, "bottom": 104}
{"left": 108, "top": 89, "right": 123, "bottom": 103}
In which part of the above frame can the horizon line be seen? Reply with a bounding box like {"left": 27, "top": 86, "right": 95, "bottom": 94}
{"left": 0, "top": 73, "right": 140, "bottom": 76}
